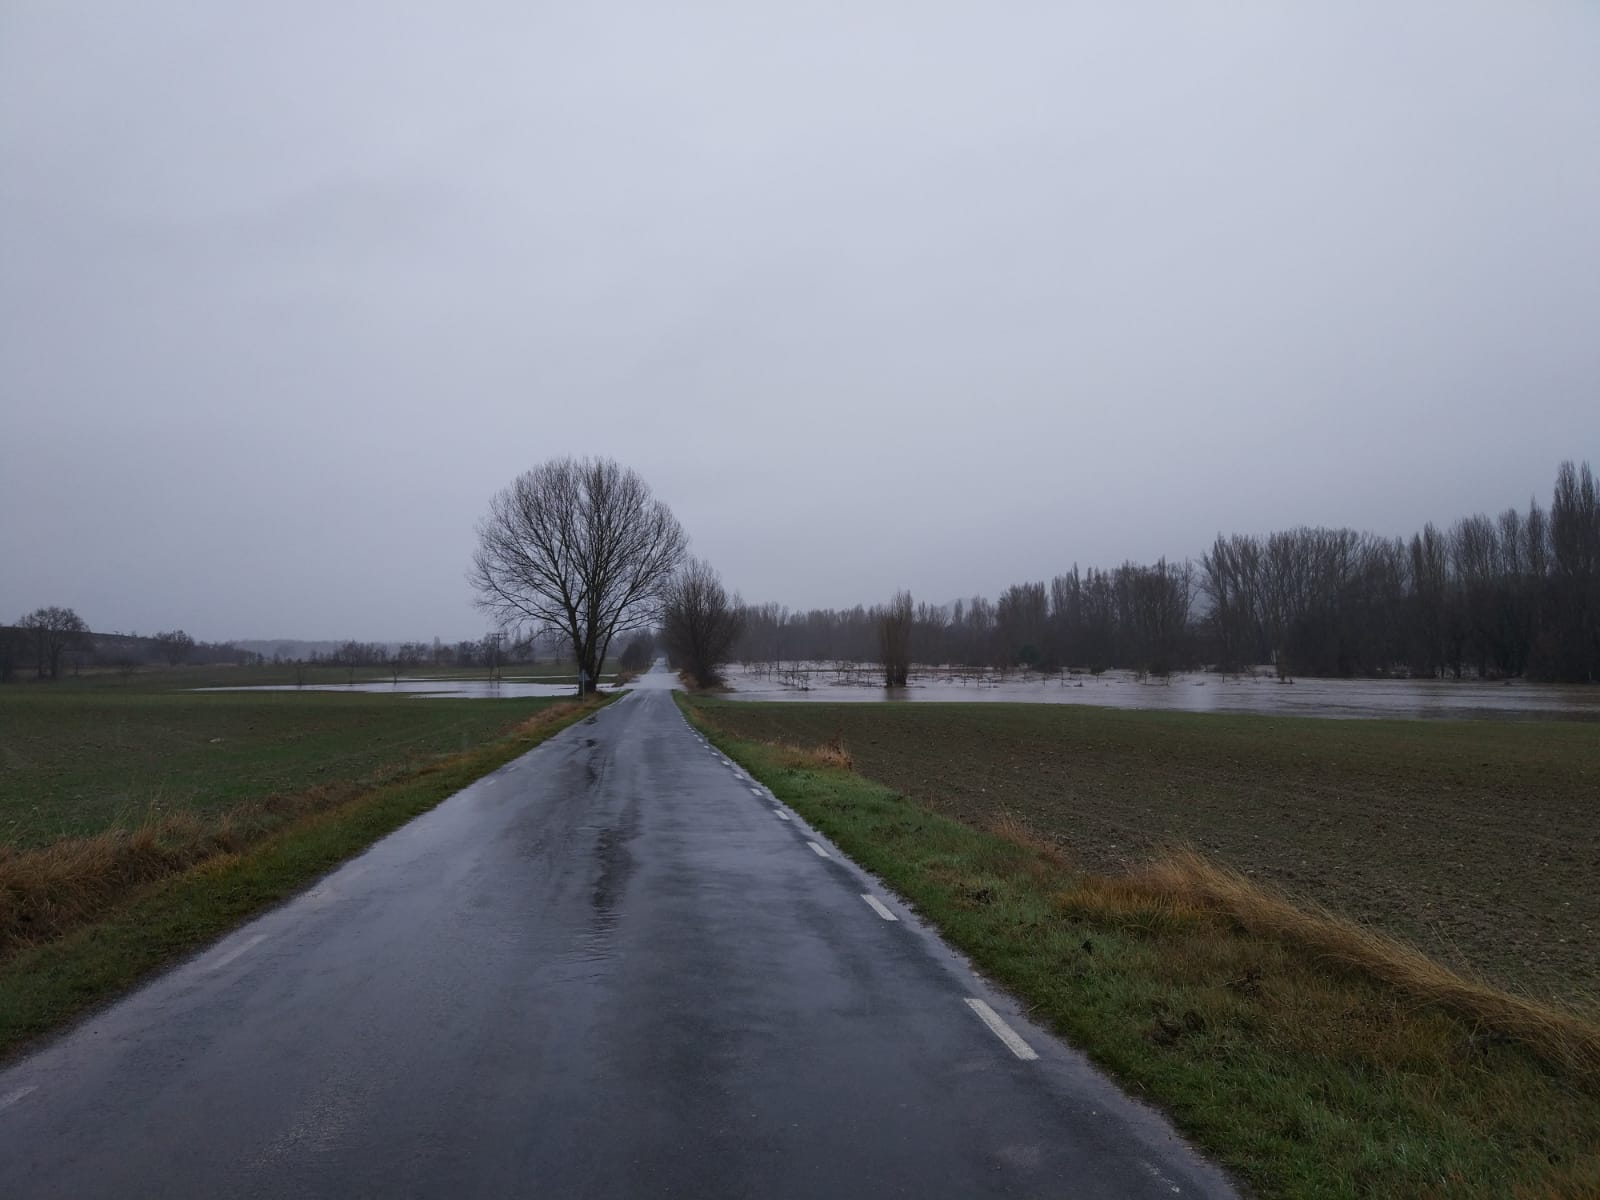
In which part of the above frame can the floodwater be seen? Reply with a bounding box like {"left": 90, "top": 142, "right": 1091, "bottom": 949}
{"left": 723, "top": 664, "right": 1600, "bottom": 722}
{"left": 197, "top": 679, "right": 586, "bottom": 700}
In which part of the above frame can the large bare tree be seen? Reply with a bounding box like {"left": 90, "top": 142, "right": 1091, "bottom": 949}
{"left": 471, "top": 458, "right": 687, "bottom": 694}
{"left": 18, "top": 606, "right": 89, "bottom": 680}
{"left": 662, "top": 557, "right": 743, "bottom": 688}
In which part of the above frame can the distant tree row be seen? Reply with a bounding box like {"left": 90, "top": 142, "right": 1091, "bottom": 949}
{"left": 733, "top": 460, "right": 1600, "bottom": 683}
{"left": 0, "top": 618, "right": 588, "bottom": 685}
{"left": 0, "top": 610, "right": 251, "bottom": 681}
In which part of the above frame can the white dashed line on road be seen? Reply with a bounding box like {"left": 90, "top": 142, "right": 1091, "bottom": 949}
{"left": 0, "top": 1085, "right": 38, "bottom": 1113}
{"left": 207, "top": 933, "right": 268, "bottom": 972}
{"left": 774, "top": 810, "right": 792, "bottom": 821}
{"left": 964, "top": 998, "right": 1039, "bottom": 1061}
{"left": 861, "top": 894, "right": 899, "bottom": 921}
{"left": 749, "top": 786, "right": 763, "bottom": 796}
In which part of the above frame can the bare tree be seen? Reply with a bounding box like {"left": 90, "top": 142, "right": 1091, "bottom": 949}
{"left": 471, "top": 457, "right": 687, "bottom": 695}
{"left": 996, "top": 581, "right": 1049, "bottom": 668}
{"left": 0, "top": 625, "right": 19, "bottom": 683}
{"left": 18, "top": 606, "right": 89, "bottom": 680}
{"left": 619, "top": 632, "right": 656, "bottom": 675}
{"left": 392, "top": 641, "right": 427, "bottom": 683}
{"left": 154, "top": 629, "right": 195, "bottom": 666}
{"left": 876, "top": 590, "right": 913, "bottom": 687}
{"left": 662, "top": 558, "right": 743, "bottom": 688}
{"left": 480, "top": 632, "right": 504, "bottom": 681}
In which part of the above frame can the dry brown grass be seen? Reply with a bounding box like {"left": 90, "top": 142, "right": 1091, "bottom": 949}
{"left": 1060, "top": 845, "right": 1600, "bottom": 1079}
{"left": 767, "top": 734, "right": 854, "bottom": 772}
{"left": 0, "top": 700, "right": 591, "bottom": 960}
{"left": 511, "top": 701, "right": 588, "bottom": 736}
{"left": 0, "top": 785, "right": 361, "bottom": 956}
{"left": 694, "top": 708, "right": 854, "bottom": 771}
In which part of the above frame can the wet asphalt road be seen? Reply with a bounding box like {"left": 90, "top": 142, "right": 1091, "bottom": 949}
{"left": 0, "top": 667, "right": 1237, "bottom": 1199}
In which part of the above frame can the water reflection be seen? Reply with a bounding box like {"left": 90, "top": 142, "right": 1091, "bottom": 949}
{"left": 723, "top": 665, "right": 1600, "bottom": 722}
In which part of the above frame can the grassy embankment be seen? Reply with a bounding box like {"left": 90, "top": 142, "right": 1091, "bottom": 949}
{"left": 680, "top": 695, "right": 1600, "bottom": 1200}
{"left": 0, "top": 673, "right": 611, "bottom": 1057}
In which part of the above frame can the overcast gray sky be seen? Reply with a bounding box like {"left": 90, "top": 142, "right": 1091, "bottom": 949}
{"left": 3, "top": 2, "right": 1597, "bottom": 642}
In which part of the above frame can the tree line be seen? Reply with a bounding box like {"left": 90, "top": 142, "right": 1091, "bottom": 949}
{"left": 0, "top": 620, "right": 596, "bottom": 685}
{"left": 0, "top": 610, "right": 250, "bottom": 682}
{"left": 733, "top": 460, "right": 1600, "bottom": 683}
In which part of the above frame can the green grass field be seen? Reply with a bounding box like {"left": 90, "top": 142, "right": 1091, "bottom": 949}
{"left": 683, "top": 698, "right": 1600, "bottom": 1007}
{"left": 0, "top": 682, "right": 558, "bottom": 847}
{"left": 680, "top": 695, "right": 1600, "bottom": 1199}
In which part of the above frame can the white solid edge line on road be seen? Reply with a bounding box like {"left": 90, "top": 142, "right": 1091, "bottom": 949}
{"left": 0, "top": 1085, "right": 38, "bottom": 1112}
{"left": 861, "top": 894, "right": 899, "bottom": 921}
{"left": 807, "top": 841, "right": 830, "bottom": 858}
{"left": 774, "top": 810, "right": 792, "bottom": 821}
{"left": 207, "top": 933, "right": 268, "bottom": 972}
{"left": 964, "top": 998, "right": 1039, "bottom": 1061}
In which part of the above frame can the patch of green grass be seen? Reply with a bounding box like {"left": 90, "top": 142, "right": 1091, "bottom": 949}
{"left": 0, "top": 697, "right": 608, "bottom": 1059}
{"left": 0, "top": 686, "right": 562, "bottom": 846}
{"left": 679, "top": 694, "right": 1600, "bottom": 1200}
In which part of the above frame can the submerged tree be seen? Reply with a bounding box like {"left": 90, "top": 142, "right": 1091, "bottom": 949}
{"left": 471, "top": 457, "right": 687, "bottom": 695}
{"left": 662, "top": 558, "right": 743, "bottom": 688}
{"left": 877, "top": 590, "right": 913, "bottom": 687}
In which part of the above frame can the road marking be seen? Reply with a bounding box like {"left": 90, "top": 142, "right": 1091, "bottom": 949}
{"left": 964, "top": 998, "right": 1038, "bottom": 1060}
{"left": 861, "top": 894, "right": 899, "bottom": 921}
{"left": 0, "top": 1085, "right": 38, "bottom": 1112}
{"left": 807, "top": 841, "right": 829, "bottom": 858}
{"left": 749, "top": 786, "right": 764, "bottom": 796}
{"left": 1140, "top": 1160, "right": 1183, "bottom": 1194}
{"left": 208, "top": 933, "right": 268, "bottom": 972}
{"left": 774, "top": 810, "right": 792, "bottom": 821}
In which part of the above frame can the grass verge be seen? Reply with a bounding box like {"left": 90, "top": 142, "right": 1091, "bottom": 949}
{"left": 678, "top": 694, "right": 1600, "bottom": 1200}
{"left": 0, "top": 696, "right": 611, "bottom": 1060}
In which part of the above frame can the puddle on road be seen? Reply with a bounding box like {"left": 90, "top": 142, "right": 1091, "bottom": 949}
{"left": 723, "top": 665, "right": 1600, "bottom": 722}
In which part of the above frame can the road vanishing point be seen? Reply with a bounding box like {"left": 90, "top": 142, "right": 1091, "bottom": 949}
{"left": 0, "top": 666, "right": 1238, "bottom": 1198}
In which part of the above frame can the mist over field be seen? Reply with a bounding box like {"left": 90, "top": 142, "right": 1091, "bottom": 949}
{"left": 3, "top": 2, "right": 1598, "bottom": 642}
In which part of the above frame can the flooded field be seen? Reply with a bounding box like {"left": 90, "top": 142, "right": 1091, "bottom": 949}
{"left": 724, "top": 664, "right": 1600, "bottom": 722}
{"left": 197, "top": 678, "right": 586, "bottom": 700}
